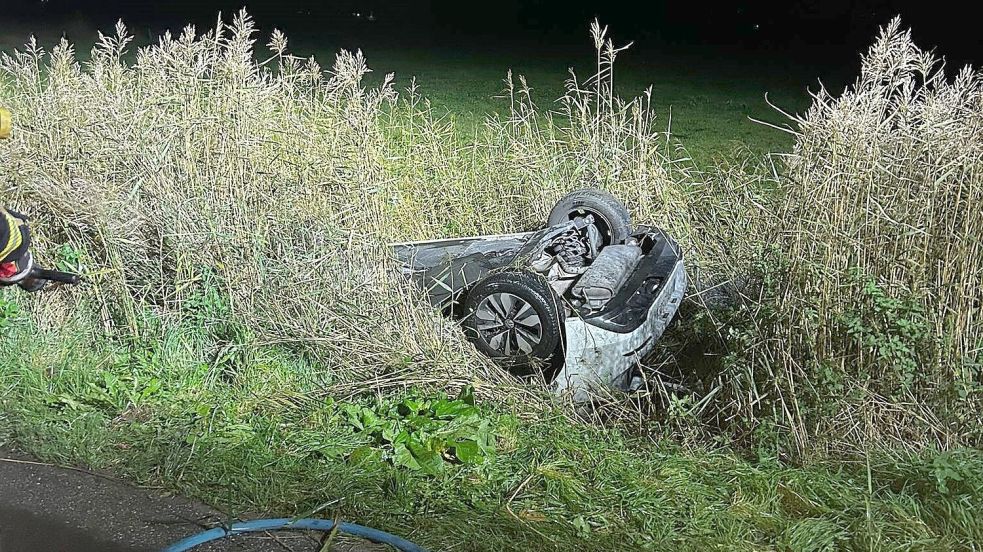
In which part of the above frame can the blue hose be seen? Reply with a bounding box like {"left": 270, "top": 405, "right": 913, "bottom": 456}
{"left": 162, "top": 518, "right": 430, "bottom": 552}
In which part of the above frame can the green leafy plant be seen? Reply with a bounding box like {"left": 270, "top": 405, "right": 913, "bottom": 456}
{"left": 837, "top": 268, "right": 931, "bottom": 393}
{"left": 927, "top": 450, "right": 983, "bottom": 496}
{"left": 183, "top": 268, "right": 232, "bottom": 328}
{"left": 55, "top": 243, "right": 85, "bottom": 273}
{"left": 343, "top": 387, "right": 496, "bottom": 475}
{"left": 47, "top": 368, "right": 163, "bottom": 414}
{"left": 0, "top": 293, "right": 20, "bottom": 336}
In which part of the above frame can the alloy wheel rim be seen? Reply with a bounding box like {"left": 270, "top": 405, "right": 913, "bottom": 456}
{"left": 474, "top": 292, "right": 543, "bottom": 356}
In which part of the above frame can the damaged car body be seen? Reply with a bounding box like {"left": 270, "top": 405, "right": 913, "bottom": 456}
{"left": 391, "top": 189, "right": 686, "bottom": 401}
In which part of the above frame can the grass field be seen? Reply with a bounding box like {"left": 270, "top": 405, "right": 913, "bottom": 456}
{"left": 1, "top": 12, "right": 981, "bottom": 552}
{"left": 3, "top": 320, "right": 982, "bottom": 551}
{"left": 344, "top": 47, "right": 815, "bottom": 165}
{"left": 0, "top": 16, "right": 819, "bottom": 166}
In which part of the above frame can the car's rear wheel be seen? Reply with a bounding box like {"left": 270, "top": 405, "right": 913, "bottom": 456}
{"left": 547, "top": 188, "right": 632, "bottom": 246}
{"left": 462, "top": 271, "right": 562, "bottom": 368}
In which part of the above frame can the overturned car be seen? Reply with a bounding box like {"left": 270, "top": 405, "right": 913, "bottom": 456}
{"left": 391, "top": 189, "right": 686, "bottom": 401}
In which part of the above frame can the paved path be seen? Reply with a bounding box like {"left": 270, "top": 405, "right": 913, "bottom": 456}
{"left": 0, "top": 448, "right": 390, "bottom": 552}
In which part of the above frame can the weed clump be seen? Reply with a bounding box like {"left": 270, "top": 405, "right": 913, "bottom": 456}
{"left": 698, "top": 18, "right": 983, "bottom": 454}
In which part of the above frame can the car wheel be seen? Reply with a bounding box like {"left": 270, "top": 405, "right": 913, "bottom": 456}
{"left": 462, "top": 271, "right": 562, "bottom": 367}
{"left": 547, "top": 188, "right": 632, "bottom": 246}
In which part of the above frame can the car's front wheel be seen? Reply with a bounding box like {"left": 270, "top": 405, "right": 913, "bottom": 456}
{"left": 462, "top": 271, "right": 562, "bottom": 368}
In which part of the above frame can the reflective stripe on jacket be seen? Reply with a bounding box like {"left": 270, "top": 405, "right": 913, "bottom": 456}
{"left": 0, "top": 208, "right": 27, "bottom": 263}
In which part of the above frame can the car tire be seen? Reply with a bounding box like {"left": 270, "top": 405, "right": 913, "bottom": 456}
{"left": 547, "top": 188, "right": 632, "bottom": 246}
{"left": 462, "top": 271, "right": 562, "bottom": 368}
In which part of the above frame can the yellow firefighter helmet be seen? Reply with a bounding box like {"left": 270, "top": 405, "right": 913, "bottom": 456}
{"left": 0, "top": 107, "right": 11, "bottom": 139}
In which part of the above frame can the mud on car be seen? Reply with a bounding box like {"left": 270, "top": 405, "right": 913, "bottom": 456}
{"left": 391, "top": 189, "right": 686, "bottom": 401}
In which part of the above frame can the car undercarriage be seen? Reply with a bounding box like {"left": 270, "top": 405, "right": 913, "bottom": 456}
{"left": 391, "top": 189, "right": 686, "bottom": 400}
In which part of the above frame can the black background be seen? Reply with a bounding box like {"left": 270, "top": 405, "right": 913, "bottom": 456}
{"left": 4, "top": 1, "right": 980, "bottom": 68}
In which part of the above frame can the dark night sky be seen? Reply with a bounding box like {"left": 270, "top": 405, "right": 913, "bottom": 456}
{"left": 5, "top": 1, "right": 980, "bottom": 67}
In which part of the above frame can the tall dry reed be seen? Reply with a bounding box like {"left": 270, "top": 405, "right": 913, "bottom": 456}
{"left": 0, "top": 12, "right": 506, "bottom": 399}
{"left": 701, "top": 18, "right": 983, "bottom": 454}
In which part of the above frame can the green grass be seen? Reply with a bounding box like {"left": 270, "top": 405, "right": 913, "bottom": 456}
{"left": 282, "top": 37, "right": 816, "bottom": 167}
{"left": 2, "top": 308, "right": 981, "bottom": 551}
